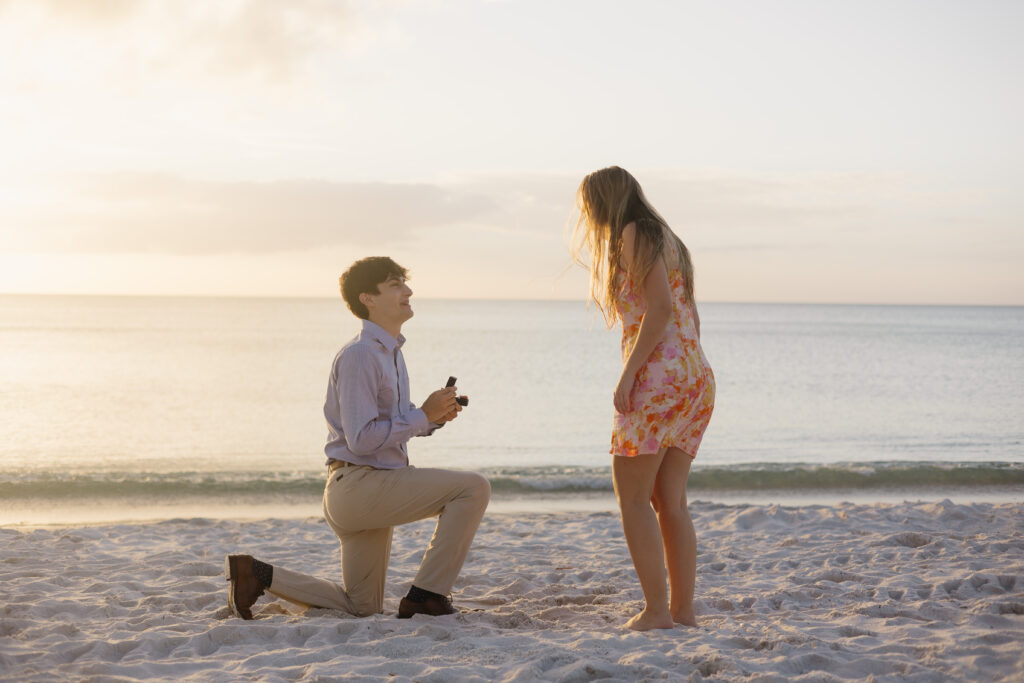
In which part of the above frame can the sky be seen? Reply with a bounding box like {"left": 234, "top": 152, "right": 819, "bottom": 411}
{"left": 0, "top": 0, "right": 1021, "bottom": 304}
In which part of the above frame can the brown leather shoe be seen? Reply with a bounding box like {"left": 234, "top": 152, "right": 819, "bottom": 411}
{"left": 225, "top": 554, "right": 265, "bottom": 620}
{"left": 397, "top": 595, "right": 457, "bottom": 619}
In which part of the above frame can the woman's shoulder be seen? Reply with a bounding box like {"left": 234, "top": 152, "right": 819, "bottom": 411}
{"left": 620, "top": 218, "right": 671, "bottom": 273}
{"left": 621, "top": 219, "right": 661, "bottom": 249}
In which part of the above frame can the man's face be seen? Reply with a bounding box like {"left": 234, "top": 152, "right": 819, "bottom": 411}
{"left": 361, "top": 275, "right": 414, "bottom": 327}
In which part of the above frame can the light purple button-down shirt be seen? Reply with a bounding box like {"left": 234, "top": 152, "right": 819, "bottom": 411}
{"left": 324, "top": 320, "right": 436, "bottom": 469}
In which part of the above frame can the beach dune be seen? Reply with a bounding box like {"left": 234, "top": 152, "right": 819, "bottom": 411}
{"left": 2, "top": 500, "right": 1022, "bottom": 681}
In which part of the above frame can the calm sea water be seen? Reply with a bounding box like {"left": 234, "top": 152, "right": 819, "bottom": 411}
{"left": 1, "top": 295, "right": 1022, "bottom": 522}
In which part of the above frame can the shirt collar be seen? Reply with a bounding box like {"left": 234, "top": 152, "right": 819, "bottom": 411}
{"left": 360, "top": 319, "right": 405, "bottom": 351}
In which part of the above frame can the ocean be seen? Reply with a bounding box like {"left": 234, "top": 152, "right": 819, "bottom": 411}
{"left": 1, "top": 295, "right": 1022, "bottom": 524}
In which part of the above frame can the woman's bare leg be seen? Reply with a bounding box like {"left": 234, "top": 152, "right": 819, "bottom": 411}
{"left": 651, "top": 448, "right": 698, "bottom": 626}
{"left": 612, "top": 451, "right": 674, "bottom": 631}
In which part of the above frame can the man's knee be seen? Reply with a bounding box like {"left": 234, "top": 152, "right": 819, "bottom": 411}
{"left": 451, "top": 471, "right": 489, "bottom": 508}
{"left": 464, "top": 472, "right": 490, "bottom": 503}
{"left": 348, "top": 592, "right": 384, "bottom": 617}
{"left": 352, "top": 602, "right": 382, "bottom": 618}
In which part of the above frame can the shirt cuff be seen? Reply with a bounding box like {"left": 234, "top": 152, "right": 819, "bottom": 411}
{"left": 408, "top": 408, "right": 432, "bottom": 435}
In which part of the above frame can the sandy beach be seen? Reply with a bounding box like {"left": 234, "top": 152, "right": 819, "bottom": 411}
{"left": 2, "top": 499, "right": 1022, "bottom": 682}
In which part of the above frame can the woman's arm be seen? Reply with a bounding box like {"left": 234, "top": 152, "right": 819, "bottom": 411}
{"left": 614, "top": 223, "right": 673, "bottom": 414}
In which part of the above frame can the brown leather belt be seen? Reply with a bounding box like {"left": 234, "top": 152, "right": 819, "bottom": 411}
{"left": 328, "top": 460, "right": 356, "bottom": 472}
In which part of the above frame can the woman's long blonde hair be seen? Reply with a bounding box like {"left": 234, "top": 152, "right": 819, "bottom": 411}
{"left": 571, "top": 166, "right": 694, "bottom": 324}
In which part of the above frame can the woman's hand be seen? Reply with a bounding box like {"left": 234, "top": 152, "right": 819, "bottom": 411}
{"left": 614, "top": 367, "right": 638, "bottom": 414}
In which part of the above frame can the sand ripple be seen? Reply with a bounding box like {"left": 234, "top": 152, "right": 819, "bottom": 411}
{"left": 1, "top": 500, "right": 1022, "bottom": 681}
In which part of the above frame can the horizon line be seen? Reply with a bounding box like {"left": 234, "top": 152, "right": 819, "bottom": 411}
{"left": 1, "top": 291, "right": 1021, "bottom": 308}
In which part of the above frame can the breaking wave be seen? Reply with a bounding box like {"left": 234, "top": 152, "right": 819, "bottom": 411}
{"left": 3, "top": 462, "right": 1023, "bottom": 502}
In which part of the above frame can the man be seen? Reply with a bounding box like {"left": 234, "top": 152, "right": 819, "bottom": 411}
{"left": 226, "top": 256, "right": 490, "bottom": 619}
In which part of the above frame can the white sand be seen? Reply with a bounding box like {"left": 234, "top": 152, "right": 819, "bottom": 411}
{"left": 2, "top": 500, "right": 1022, "bottom": 682}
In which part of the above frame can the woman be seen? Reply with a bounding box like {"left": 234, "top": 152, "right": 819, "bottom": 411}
{"left": 572, "top": 166, "right": 715, "bottom": 631}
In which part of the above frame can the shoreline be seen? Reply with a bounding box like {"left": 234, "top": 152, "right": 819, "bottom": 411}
{"left": 3, "top": 486, "right": 1022, "bottom": 528}
{"left": 2, "top": 500, "right": 1022, "bottom": 681}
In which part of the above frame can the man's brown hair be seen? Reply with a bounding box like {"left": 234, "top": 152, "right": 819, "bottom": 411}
{"left": 339, "top": 256, "right": 409, "bottom": 320}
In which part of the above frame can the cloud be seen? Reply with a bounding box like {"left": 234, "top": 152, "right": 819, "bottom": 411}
{"left": 3, "top": 168, "right": 1013, "bottom": 267}
{"left": 2, "top": 173, "right": 495, "bottom": 254}
{"left": 457, "top": 170, "right": 886, "bottom": 252}
{"left": 0, "top": 0, "right": 363, "bottom": 85}
{"left": 168, "top": 0, "right": 361, "bottom": 83}
{"left": 0, "top": 0, "right": 137, "bottom": 23}
{"left": 2, "top": 168, "right": 1020, "bottom": 303}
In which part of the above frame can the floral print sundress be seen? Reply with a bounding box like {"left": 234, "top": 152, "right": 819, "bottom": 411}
{"left": 611, "top": 248, "right": 716, "bottom": 459}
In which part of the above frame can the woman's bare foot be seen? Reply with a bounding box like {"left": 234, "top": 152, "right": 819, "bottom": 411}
{"left": 624, "top": 608, "right": 674, "bottom": 631}
{"left": 671, "top": 608, "right": 698, "bottom": 627}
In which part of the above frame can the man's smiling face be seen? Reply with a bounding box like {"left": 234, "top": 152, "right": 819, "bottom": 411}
{"left": 362, "top": 274, "right": 414, "bottom": 329}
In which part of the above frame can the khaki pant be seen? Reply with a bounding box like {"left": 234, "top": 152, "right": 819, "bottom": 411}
{"left": 267, "top": 466, "right": 490, "bottom": 616}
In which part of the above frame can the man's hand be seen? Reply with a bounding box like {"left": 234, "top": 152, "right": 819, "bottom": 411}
{"left": 435, "top": 400, "right": 463, "bottom": 424}
{"left": 421, "top": 387, "right": 459, "bottom": 423}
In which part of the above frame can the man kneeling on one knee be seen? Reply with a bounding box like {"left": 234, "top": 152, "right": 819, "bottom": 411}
{"left": 226, "top": 256, "right": 490, "bottom": 619}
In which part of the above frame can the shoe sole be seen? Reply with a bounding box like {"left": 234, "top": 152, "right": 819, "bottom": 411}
{"left": 224, "top": 555, "right": 242, "bottom": 619}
